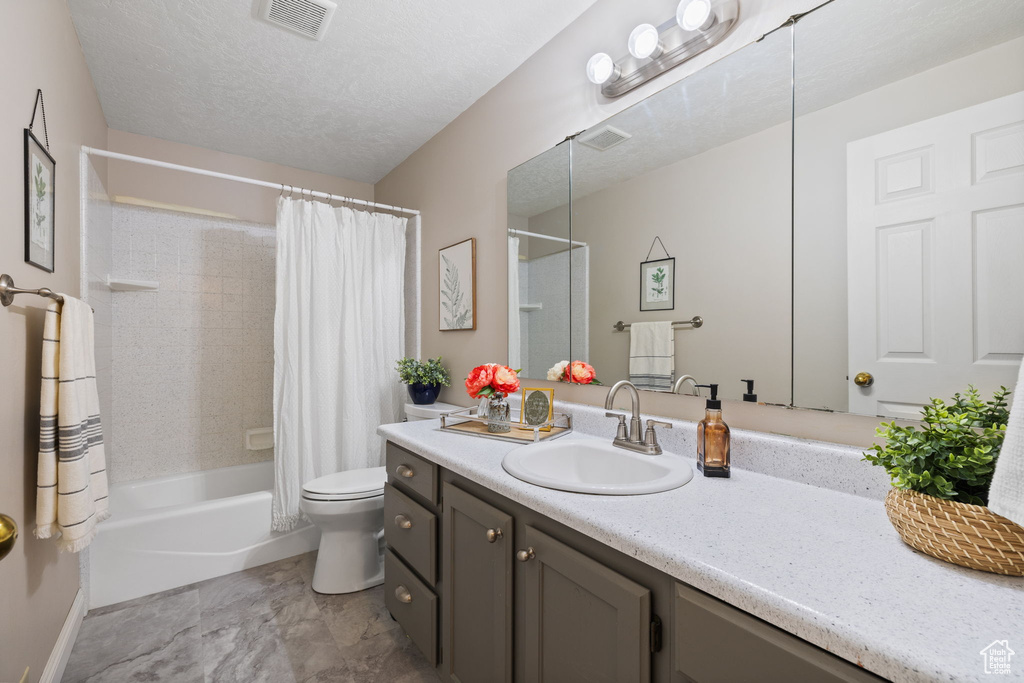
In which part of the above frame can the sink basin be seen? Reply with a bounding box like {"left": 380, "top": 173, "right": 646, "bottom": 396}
{"left": 502, "top": 438, "right": 693, "bottom": 495}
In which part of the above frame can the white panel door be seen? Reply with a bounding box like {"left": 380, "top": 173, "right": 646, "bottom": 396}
{"left": 847, "top": 92, "right": 1024, "bottom": 418}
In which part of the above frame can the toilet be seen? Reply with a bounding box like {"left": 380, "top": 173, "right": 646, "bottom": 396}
{"left": 300, "top": 401, "right": 459, "bottom": 594}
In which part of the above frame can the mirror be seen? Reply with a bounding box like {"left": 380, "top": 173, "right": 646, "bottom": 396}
{"left": 507, "top": 141, "right": 574, "bottom": 381}
{"left": 793, "top": 0, "right": 1024, "bottom": 418}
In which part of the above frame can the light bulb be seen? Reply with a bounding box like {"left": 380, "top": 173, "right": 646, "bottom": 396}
{"left": 586, "top": 53, "right": 619, "bottom": 85}
{"left": 677, "top": 0, "right": 715, "bottom": 32}
{"left": 627, "top": 23, "right": 662, "bottom": 59}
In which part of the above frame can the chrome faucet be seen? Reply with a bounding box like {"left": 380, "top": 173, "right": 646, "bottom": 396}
{"left": 604, "top": 380, "right": 672, "bottom": 455}
{"left": 672, "top": 374, "right": 700, "bottom": 396}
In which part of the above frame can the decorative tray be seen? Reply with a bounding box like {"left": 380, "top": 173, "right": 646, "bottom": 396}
{"left": 439, "top": 406, "right": 573, "bottom": 444}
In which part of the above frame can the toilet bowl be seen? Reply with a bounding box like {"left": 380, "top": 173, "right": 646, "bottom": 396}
{"left": 300, "top": 466, "right": 387, "bottom": 594}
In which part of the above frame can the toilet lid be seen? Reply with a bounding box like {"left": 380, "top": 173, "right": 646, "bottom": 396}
{"left": 302, "top": 466, "right": 386, "bottom": 500}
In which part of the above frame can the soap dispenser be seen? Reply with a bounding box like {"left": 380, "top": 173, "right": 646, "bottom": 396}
{"left": 741, "top": 379, "right": 757, "bottom": 403}
{"left": 695, "top": 384, "right": 730, "bottom": 478}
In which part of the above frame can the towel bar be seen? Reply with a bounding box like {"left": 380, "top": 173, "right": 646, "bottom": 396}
{"left": 0, "top": 273, "right": 91, "bottom": 311}
{"left": 613, "top": 316, "right": 703, "bottom": 331}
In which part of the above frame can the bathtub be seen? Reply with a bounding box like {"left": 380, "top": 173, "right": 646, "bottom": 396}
{"left": 89, "top": 460, "right": 320, "bottom": 608}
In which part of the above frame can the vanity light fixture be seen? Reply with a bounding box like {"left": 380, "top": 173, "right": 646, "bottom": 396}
{"left": 586, "top": 0, "right": 738, "bottom": 98}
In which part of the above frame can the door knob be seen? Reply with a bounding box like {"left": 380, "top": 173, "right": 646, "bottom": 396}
{"left": 485, "top": 528, "right": 503, "bottom": 543}
{"left": 516, "top": 547, "right": 536, "bottom": 562}
{"left": 853, "top": 372, "right": 874, "bottom": 387}
{"left": 394, "top": 514, "right": 413, "bottom": 529}
{"left": 0, "top": 514, "right": 17, "bottom": 562}
{"left": 394, "top": 585, "right": 413, "bottom": 603}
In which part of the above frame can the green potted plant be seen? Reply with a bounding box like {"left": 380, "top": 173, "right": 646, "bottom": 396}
{"left": 396, "top": 357, "right": 451, "bottom": 405}
{"left": 864, "top": 386, "right": 1024, "bottom": 575}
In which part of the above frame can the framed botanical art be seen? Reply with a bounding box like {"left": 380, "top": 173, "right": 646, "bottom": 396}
{"left": 25, "top": 128, "right": 55, "bottom": 272}
{"left": 640, "top": 257, "right": 674, "bottom": 311}
{"left": 520, "top": 387, "right": 554, "bottom": 431}
{"left": 439, "top": 238, "right": 476, "bottom": 331}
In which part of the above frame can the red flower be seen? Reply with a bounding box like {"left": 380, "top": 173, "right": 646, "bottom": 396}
{"left": 492, "top": 366, "right": 520, "bottom": 395}
{"left": 465, "top": 364, "right": 497, "bottom": 398}
{"left": 564, "top": 361, "right": 597, "bottom": 385}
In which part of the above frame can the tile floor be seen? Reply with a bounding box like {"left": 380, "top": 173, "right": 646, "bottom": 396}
{"left": 63, "top": 553, "right": 440, "bottom": 683}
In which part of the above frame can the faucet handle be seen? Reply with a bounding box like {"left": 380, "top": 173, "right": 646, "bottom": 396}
{"left": 646, "top": 419, "right": 673, "bottom": 430}
{"left": 605, "top": 412, "right": 628, "bottom": 441}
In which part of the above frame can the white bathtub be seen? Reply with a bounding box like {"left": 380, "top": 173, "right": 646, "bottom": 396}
{"left": 89, "top": 460, "right": 320, "bottom": 608}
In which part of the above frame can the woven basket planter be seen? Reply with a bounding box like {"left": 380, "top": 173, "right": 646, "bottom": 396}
{"left": 885, "top": 488, "right": 1024, "bottom": 576}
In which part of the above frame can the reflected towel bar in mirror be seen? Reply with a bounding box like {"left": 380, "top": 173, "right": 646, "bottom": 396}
{"left": 613, "top": 316, "right": 703, "bottom": 331}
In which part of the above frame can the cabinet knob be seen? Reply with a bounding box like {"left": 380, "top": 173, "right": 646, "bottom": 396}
{"left": 396, "top": 464, "right": 415, "bottom": 478}
{"left": 394, "top": 514, "right": 413, "bottom": 529}
{"left": 516, "top": 547, "right": 536, "bottom": 562}
{"left": 485, "top": 528, "right": 503, "bottom": 543}
{"left": 394, "top": 585, "right": 413, "bottom": 604}
{"left": 853, "top": 372, "right": 874, "bottom": 387}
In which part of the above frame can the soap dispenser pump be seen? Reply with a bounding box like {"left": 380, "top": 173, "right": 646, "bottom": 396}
{"left": 741, "top": 379, "right": 757, "bottom": 403}
{"left": 695, "top": 383, "right": 730, "bottom": 478}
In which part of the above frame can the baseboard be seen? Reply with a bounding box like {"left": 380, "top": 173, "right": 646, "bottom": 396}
{"left": 39, "top": 589, "right": 86, "bottom": 683}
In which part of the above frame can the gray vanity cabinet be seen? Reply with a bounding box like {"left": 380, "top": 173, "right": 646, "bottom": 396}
{"left": 520, "top": 525, "right": 652, "bottom": 683}
{"left": 441, "top": 484, "right": 514, "bottom": 683}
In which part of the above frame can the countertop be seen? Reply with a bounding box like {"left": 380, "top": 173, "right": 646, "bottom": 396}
{"left": 379, "top": 413, "right": 1024, "bottom": 683}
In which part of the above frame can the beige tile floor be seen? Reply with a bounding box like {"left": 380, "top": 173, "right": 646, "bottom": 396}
{"left": 63, "top": 553, "right": 440, "bottom": 683}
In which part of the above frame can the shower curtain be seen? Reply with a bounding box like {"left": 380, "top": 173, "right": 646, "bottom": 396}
{"left": 272, "top": 197, "right": 407, "bottom": 531}
{"left": 508, "top": 236, "right": 521, "bottom": 371}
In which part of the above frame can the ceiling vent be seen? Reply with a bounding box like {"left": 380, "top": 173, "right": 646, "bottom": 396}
{"left": 577, "top": 125, "right": 632, "bottom": 151}
{"left": 258, "top": 0, "right": 337, "bottom": 40}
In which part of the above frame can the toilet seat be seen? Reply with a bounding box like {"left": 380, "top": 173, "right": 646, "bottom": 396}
{"left": 302, "top": 466, "right": 386, "bottom": 502}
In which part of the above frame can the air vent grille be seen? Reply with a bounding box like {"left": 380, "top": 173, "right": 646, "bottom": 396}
{"left": 258, "top": 0, "right": 336, "bottom": 40}
{"left": 578, "top": 125, "right": 632, "bottom": 151}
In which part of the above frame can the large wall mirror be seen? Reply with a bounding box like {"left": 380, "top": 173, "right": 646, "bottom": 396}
{"left": 509, "top": 0, "right": 1024, "bottom": 419}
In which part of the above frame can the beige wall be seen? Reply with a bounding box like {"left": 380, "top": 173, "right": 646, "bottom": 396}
{"left": 0, "top": 2, "right": 109, "bottom": 681}
{"left": 106, "top": 129, "right": 374, "bottom": 225}
{"left": 374, "top": 0, "right": 907, "bottom": 446}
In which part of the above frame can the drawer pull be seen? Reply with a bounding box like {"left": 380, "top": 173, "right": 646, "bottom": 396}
{"left": 394, "top": 585, "right": 413, "bottom": 603}
{"left": 394, "top": 514, "right": 413, "bottom": 529}
{"left": 516, "top": 547, "right": 536, "bottom": 562}
{"left": 485, "top": 527, "right": 503, "bottom": 543}
{"left": 396, "top": 464, "right": 415, "bottom": 478}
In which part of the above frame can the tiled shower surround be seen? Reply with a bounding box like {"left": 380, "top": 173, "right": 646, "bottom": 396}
{"left": 109, "top": 204, "right": 276, "bottom": 483}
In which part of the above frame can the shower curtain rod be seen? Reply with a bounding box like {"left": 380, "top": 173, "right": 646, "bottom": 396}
{"left": 508, "top": 228, "right": 587, "bottom": 247}
{"left": 81, "top": 146, "right": 420, "bottom": 216}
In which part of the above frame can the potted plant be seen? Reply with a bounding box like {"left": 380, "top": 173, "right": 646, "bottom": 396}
{"left": 396, "top": 357, "right": 451, "bottom": 405}
{"left": 864, "top": 386, "right": 1024, "bottom": 575}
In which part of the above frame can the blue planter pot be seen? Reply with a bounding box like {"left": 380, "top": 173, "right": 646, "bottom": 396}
{"left": 408, "top": 383, "right": 441, "bottom": 405}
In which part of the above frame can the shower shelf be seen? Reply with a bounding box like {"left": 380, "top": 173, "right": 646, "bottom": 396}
{"left": 519, "top": 303, "right": 542, "bottom": 312}
{"left": 106, "top": 276, "right": 159, "bottom": 292}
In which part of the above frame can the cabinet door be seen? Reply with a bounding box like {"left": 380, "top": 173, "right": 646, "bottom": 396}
{"left": 442, "top": 483, "right": 514, "bottom": 683}
{"left": 520, "top": 525, "right": 651, "bottom": 683}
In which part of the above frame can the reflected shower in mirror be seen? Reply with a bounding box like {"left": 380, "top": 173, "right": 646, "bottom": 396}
{"left": 793, "top": 0, "right": 1024, "bottom": 418}
{"left": 568, "top": 26, "right": 794, "bottom": 404}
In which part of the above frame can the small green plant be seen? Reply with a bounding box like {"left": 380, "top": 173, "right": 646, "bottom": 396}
{"left": 863, "top": 386, "right": 1010, "bottom": 506}
{"left": 396, "top": 357, "right": 451, "bottom": 387}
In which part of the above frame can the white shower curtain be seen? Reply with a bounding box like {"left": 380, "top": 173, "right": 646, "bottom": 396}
{"left": 508, "top": 236, "right": 521, "bottom": 370}
{"left": 272, "top": 197, "right": 407, "bottom": 531}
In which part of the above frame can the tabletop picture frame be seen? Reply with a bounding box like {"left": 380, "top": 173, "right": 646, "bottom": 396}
{"left": 24, "top": 128, "right": 56, "bottom": 273}
{"left": 519, "top": 387, "right": 554, "bottom": 431}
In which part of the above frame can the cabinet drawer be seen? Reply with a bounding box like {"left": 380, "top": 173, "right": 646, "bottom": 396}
{"left": 672, "top": 583, "right": 883, "bottom": 682}
{"left": 386, "top": 442, "right": 438, "bottom": 505}
{"left": 385, "top": 548, "right": 438, "bottom": 666}
{"left": 384, "top": 482, "right": 437, "bottom": 585}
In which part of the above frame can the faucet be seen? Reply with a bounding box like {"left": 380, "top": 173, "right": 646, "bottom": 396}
{"left": 673, "top": 374, "right": 700, "bottom": 396}
{"left": 604, "top": 380, "right": 672, "bottom": 455}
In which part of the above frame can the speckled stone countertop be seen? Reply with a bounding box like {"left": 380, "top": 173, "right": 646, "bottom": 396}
{"left": 379, "top": 401, "right": 1024, "bottom": 683}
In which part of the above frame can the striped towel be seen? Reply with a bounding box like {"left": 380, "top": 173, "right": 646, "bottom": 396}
{"left": 34, "top": 297, "right": 109, "bottom": 552}
{"left": 629, "top": 321, "right": 675, "bottom": 392}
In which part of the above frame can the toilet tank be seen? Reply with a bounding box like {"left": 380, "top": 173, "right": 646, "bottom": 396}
{"left": 404, "top": 401, "right": 461, "bottom": 422}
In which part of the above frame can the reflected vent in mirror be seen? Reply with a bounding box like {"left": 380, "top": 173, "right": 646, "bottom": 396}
{"left": 258, "top": 0, "right": 336, "bottom": 40}
{"left": 578, "top": 125, "right": 632, "bottom": 151}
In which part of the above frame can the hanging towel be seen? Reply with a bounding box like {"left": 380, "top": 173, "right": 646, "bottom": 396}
{"left": 35, "top": 297, "right": 109, "bottom": 552}
{"left": 988, "top": 359, "right": 1024, "bottom": 528}
{"left": 629, "top": 321, "right": 675, "bottom": 392}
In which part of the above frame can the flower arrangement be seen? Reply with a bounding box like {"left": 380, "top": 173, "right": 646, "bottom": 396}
{"left": 546, "top": 360, "right": 601, "bottom": 385}
{"left": 465, "top": 363, "right": 521, "bottom": 399}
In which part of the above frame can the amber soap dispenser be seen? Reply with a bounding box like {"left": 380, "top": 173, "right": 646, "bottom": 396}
{"left": 695, "top": 384, "right": 730, "bottom": 478}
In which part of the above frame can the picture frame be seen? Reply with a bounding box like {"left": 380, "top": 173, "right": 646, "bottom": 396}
{"left": 640, "top": 257, "right": 674, "bottom": 311}
{"left": 439, "top": 238, "right": 476, "bottom": 331}
{"left": 25, "top": 128, "right": 55, "bottom": 273}
{"left": 519, "top": 387, "right": 554, "bottom": 431}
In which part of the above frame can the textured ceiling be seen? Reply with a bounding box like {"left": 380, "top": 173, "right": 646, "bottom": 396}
{"left": 67, "top": 0, "right": 599, "bottom": 183}
{"left": 509, "top": 0, "right": 1024, "bottom": 218}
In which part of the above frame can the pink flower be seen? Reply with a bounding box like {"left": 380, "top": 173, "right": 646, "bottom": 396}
{"left": 465, "top": 364, "right": 496, "bottom": 398}
{"left": 564, "top": 361, "right": 597, "bottom": 385}
{"left": 492, "top": 366, "right": 520, "bottom": 395}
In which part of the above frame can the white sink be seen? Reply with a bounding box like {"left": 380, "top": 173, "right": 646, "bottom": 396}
{"left": 501, "top": 438, "right": 693, "bottom": 495}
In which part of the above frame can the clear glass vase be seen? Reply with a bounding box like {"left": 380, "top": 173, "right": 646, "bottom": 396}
{"left": 486, "top": 393, "right": 511, "bottom": 433}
